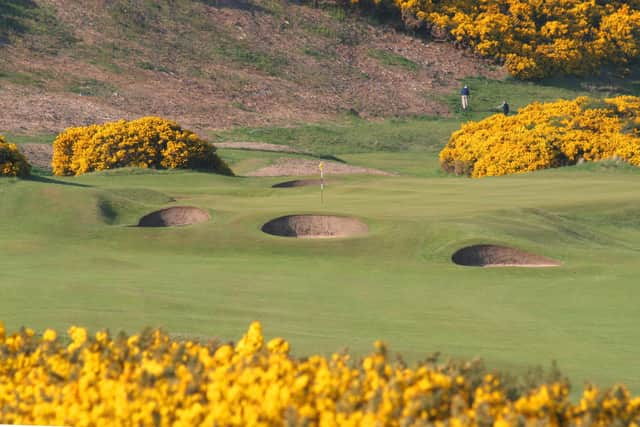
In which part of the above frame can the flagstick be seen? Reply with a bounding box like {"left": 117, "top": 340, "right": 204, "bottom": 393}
{"left": 320, "top": 169, "right": 324, "bottom": 204}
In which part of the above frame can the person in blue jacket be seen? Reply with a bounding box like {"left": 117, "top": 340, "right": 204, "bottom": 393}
{"left": 461, "top": 85, "right": 470, "bottom": 111}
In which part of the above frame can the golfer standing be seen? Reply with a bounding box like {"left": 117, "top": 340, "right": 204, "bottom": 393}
{"left": 461, "top": 85, "right": 470, "bottom": 111}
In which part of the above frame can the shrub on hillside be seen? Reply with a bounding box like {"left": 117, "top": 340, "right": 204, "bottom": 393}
{"left": 51, "top": 117, "right": 233, "bottom": 176}
{"left": 348, "top": 0, "right": 640, "bottom": 79}
{"left": 0, "top": 320, "right": 639, "bottom": 426}
{"left": 440, "top": 96, "right": 640, "bottom": 177}
{"left": 0, "top": 136, "right": 31, "bottom": 178}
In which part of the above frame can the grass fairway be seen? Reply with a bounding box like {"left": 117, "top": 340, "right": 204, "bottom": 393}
{"left": 2, "top": 155, "right": 640, "bottom": 394}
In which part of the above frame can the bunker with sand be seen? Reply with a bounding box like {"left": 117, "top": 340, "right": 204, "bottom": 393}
{"left": 272, "top": 179, "right": 326, "bottom": 188}
{"left": 261, "top": 215, "right": 368, "bottom": 238}
{"left": 451, "top": 244, "right": 561, "bottom": 267}
{"left": 138, "top": 206, "right": 210, "bottom": 227}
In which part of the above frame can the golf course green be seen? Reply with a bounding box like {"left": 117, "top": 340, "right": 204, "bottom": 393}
{"left": 2, "top": 144, "right": 639, "bottom": 394}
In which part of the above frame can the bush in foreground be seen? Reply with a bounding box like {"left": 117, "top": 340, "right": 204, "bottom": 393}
{"left": 52, "top": 117, "right": 233, "bottom": 176}
{"left": 440, "top": 96, "right": 640, "bottom": 178}
{"left": 0, "top": 135, "right": 31, "bottom": 178}
{"left": 0, "top": 321, "right": 639, "bottom": 426}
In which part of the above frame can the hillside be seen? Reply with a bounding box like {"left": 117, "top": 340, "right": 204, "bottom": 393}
{"left": 0, "top": 0, "right": 504, "bottom": 134}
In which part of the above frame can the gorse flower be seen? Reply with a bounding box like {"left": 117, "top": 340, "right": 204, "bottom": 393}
{"left": 0, "top": 135, "right": 31, "bottom": 178}
{"left": 349, "top": 0, "right": 640, "bottom": 79}
{"left": 440, "top": 96, "right": 640, "bottom": 177}
{"left": 0, "top": 320, "right": 638, "bottom": 426}
{"left": 51, "top": 117, "right": 233, "bottom": 176}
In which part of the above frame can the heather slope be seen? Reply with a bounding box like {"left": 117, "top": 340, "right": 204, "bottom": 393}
{"left": 0, "top": 0, "right": 502, "bottom": 133}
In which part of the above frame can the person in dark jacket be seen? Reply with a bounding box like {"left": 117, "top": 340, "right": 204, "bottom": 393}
{"left": 501, "top": 100, "right": 510, "bottom": 115}
{"left": 461, "top": 85, "right": 470, "bottom": 111}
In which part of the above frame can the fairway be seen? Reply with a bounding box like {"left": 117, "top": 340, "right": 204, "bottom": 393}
{"left": 2, "top": 154, "right": 640, "bottom": 394}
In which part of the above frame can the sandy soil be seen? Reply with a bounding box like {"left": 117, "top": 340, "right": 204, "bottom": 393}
{"left": 451, "top": 244, "right": 561, "bottom": 267}
{"left": 138, "top": 207, "right": 210, "bottom": 227}
{"left": 246, "top": 158, "right": 393, "bottom": 177}
{"left": 261, "top": 215, "right": 368, "bottom": 238}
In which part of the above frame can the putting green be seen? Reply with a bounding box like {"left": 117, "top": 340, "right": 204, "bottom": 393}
{"left": 1, "top": 158, "right": 639, "bottom": 394}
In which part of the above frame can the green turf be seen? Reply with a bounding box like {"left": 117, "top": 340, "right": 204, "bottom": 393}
{"left": 1, "top": 159, "right": 640, "bottom": 396}
{"left": 2, "top": 77, "right": 640, "bottom": 395}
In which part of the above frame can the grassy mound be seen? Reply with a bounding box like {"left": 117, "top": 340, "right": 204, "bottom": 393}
{"left": 52, "top": 117, "right": 233, "bottom": 176}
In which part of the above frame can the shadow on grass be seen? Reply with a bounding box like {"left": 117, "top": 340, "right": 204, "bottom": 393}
{"left": 26, "top": 175, "right": 92, "bottom": 188}
{"left": 539, "top": 63, "right": 640, "bottom": 97}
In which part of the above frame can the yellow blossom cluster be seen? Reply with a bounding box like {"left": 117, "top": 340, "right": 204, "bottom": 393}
{"left": 0, "top": 135, "right": 31, "bottom": 178}
{"left": 439, "top": 96, "right": 640, "bottom": 177}
{"left": 1, "top": 320, "right": 640, "bottom": 426}
{"left": 349, "top": 0, "right": 640, "bottom": 79}
{"left": 51, "top": 117, "right": 233, "bottom": 176}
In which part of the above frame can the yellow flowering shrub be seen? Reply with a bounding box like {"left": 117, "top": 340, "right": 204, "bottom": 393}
{"left": 440, "top": 96, "right": 640, "bottom": 177}
{"left": 52, "top": 117, "right": 233, "bottom": 176}
{"left": 349, "top": 0, "right": 640, "bottom": 79}
{"left": 0, "top": 135, "right": 31, "bottom": 178}
{"left": 1, "top": 320, "right": 640, "bottom": 426}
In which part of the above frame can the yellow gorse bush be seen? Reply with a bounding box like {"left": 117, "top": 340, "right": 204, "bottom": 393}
{"left": 52, "top": 117, "right": 233, "bottom": 176}
{"left": 439, "top": 96, "right": 640, "bottom": 178}
{"left": 0, "top": 135, "right": 31, "bottom": 178}
{"left": 1, "top": 320, "right": 640, "bottom": 426}
{"left": 348, "top": 0, "right": 640, "bottom": 79}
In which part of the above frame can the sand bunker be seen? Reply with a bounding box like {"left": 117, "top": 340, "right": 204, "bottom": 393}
{"left": 247, "top": 158, "right": 393, "bottom": 177}
{"left": 272, "top": 179, "right": 326, "bottom": 188}
{"left": 138, "top": 206, "right": 210, "bottom": 227}
{"left": 451, "top": 244, "right": 561, "bottom": 267}
{"left": 261, "top": 215, "right": 368, "bottom": 238}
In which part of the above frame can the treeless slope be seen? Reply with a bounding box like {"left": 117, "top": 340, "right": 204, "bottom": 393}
{"left": 0, "top": 0, "right": 504, "bottom": 134}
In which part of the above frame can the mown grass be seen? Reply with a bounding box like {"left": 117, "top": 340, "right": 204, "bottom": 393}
{"left": 211, "top": 115, "right": 460, "bottom": 155}
{"left": 1, "top": 133, "right": 56, "bottom": 145}
{"left": 213, "top": 74, "right": 626, "bottom": 160}
{"left": 2, "top": 164, "right": 640, "bottom": 397}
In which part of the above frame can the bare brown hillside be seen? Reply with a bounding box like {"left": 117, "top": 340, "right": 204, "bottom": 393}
{"left": 0, "top": 0, "right": 504, "bottom": 134}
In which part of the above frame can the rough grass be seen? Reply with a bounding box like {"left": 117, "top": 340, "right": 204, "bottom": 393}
{"left": 368, "top": 48, "right": 418, "bottom": 71}
{"left": 211, "top": 75, "right": 600, "bottom": 155}
{"left": 211, "top": 115, "right": 461, "bottom": 155}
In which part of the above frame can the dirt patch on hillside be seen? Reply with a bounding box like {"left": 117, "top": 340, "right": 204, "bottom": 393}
{"left": 18, "top": 144, "right": 53, "bottom": 169}
{"left": 215, "top": 142, "right": 308, "bottom": 154}
{"left": 138, "top": 206, "right": 210, "bottom": 227}
{"left": 261, "top": 215, "right": 368, "bottom": 238}
{"left": 247, "top": 158, "right": 393, "bottom": 177}
{"left": 451, "top": 244, "right": 561, "bottom": 267}
{"left": 272, "top": 179, "right": 326, "bottom": 188}
{"left": 0, "top": 2, "right": 505, "bottom": 134}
